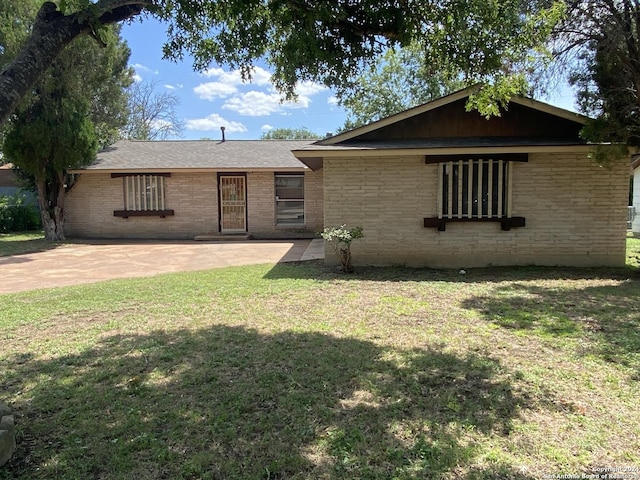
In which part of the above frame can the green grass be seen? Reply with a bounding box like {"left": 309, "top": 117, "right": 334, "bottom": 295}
{"left": 0, "top": 231, "right": 58, "bottom": 257}
{"left": 0, "top": 239, "right": 639, "bottom": 479}
{"left": 627, "top": 232, "right": 640, "bottom": 268}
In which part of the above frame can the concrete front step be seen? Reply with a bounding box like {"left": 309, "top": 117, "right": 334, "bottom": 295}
{"left": 194, "top": 234, "right": 253, "bottom": 241}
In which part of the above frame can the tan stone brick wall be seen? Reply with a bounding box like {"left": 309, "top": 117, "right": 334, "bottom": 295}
{"left": 65, "top": 169, "right": 323, "bottom": 239}
{"left": 246, "top": 169, "right": 323, "bottom": 237}
{"left": 65, "top": 172, "right": 219, "bottom": 238}
{"left": 322, "top": 152, "right": 629, "bottom": 267}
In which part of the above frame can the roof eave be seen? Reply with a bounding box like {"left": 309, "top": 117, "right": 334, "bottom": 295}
{"left": 69, "top": 166, "right": 308, "bottom": 174}
{"left": 293, "top": 144, "right": 600, "bottom": 159}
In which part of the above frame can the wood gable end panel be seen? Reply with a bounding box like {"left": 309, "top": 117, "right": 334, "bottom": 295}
{"left": 348, "top": 99, "right": 584, "bottom": 142}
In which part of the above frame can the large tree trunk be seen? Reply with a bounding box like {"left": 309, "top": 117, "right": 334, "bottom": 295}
{"left": 36, "top": 174, "right": 66, "bottom": 241}
{"left": 0, "top": 0, "right": 149, "bottom": 126}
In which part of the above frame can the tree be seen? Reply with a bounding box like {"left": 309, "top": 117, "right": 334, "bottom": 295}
{"left": 336, "top": 43, "right": 466, "bottom": 130}
{"left": 123, "top": 79, "right": 184, "bottom": 140}
{"left": 1, "top": 3, "right": 132, "bottom": 240}
{"left": 548, "top": 1, "right": 640, "bottom": 154}
{"left": 0, "top": 0, "right": 565, "bottom": 126}
{"left": 261, "top": 127, "right": 322, "bottom": 140}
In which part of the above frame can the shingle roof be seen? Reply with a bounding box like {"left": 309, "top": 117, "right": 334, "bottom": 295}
{"left": 77, "top": 140, "right": 313, "bottom": 171}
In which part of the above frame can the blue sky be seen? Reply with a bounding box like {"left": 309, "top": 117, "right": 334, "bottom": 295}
{"left": 121, "top": 17, "right": 579, "bottom": 141}
{"left": 121, "top": 17, "right": 347, "bottom": 140}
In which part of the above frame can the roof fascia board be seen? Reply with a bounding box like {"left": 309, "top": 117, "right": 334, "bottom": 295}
{"left": 69, "top": 167, "right": 308, "bottom": 174}
{"left": 508, "top": 96, "right": 588, "bottom": 125}
{"left": 293, "top": 145, "right": 600, "bottom": 158}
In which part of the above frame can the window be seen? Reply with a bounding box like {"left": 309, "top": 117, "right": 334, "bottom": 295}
{"left": 275, "top": 174, "right": 304, "bottom": 225}
{"left": 125, "top": 175, "right": 166, "bottom": 211}
{"left": 423, "top": 155, "right": 526, "bottom": 231}
{"left": 440, "top": 159, "right": 508, "bottom": 219}
{"left": 112, "top": 173, "right": 174, "bottom": 218}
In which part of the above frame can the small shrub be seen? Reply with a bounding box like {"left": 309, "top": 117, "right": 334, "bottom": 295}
{"left": 320, "top": 225, "right": 364, "bottom": 273}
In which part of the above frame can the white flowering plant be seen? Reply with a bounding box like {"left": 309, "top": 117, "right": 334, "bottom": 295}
{"left": 320, "top": 224, "right": 364, "bottom": 273}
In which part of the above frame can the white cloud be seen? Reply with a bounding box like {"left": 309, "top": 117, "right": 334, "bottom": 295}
{"left": 131, "top": 63, "right": 159, "bottom": 81}
{"left": 295, "top": 81, "right": 327, "bottom": 97}
{"left": 222, "top": 91, "right": 284, "bottom": 116}
{"left": 222, "top": 84, "right": 326, "bottom": 116}
{"left": 164, "top": 84, "right": 175, "bottom": 90}
{"left": 185, "top": 113, "right": 247, "bottom": 133}
{"left": 202, "top": 66, "right": 272, "bottom": 86}
{"left": 261, "top": 124, "right": 274, "bottom": 132}
{"left": 327, "top": 95, "right": 339, "bottom": 106}
{"left": 195, "top": 66, "right": 327, "bottom": 116}
{"left": 132, "top": 63, "right": 152, "bottom": 72}
{"left": 194, "top": 82, "right": 239, "bottom": 100}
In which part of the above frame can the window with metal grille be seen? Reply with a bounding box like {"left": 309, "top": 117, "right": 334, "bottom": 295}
{"left": 124, "top": 175, "right": 166, "bottom": 211}
{"left": 275, "top": 174, "right": 304, "bottom": 225}
{"left": 112, "top": 173, "right": 173, "bottom": 218}
{"left": 439, "top": 159, "right": 509, "bottom": 219}
{"left": 423, "top": 155, "right": 526, "bottom": 231}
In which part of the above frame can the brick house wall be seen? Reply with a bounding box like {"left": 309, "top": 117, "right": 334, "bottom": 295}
{"left": 322, "top": 152, "right": 628, "bottom": 267}
{"left": 65, "top": 169, "right": 323, "bottom": 239}
{"left": 247, "top": 169, "right": 323, "bottom": 238}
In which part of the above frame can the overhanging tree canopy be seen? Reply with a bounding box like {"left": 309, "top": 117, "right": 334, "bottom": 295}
{"left": 0, "top": 0, "right": 565, "bottom": 126}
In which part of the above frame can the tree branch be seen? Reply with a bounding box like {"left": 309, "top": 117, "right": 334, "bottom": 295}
{"left": 0, "top": 0, "right": 151, "bottom": 126}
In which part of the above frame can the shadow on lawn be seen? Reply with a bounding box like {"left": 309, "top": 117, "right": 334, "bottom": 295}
{"left": 0, "top": 236, "right": 63, "bottom": 258}
{"left": 461, "top": 281, "right": 640, "bottom": 374}
{"left": 265, "top": 261, "right": 639, "bottom": 284}
{"left": 267, "top": 263, "right": 640, "bottom": 371}
{"left": 2, "top": 327, "right": 539, "bottom": 480}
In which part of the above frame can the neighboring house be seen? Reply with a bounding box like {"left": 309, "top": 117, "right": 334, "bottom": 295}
{"left": 65, "top": 140, "right": 323, "bottom": 239}
{"left": 292, "top": 87, "right": 630, "bottom": 267}
{"left": 632, "top": 156, "right": 640, "bottom": 236}
{"left": 0, "top": 163, "right": 37, "bottom": 205}
{"left": 0, "top": 164, "right": 19, "bottom": 197}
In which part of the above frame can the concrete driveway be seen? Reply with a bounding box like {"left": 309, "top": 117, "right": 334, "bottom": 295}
{"left": 0, "top": 239, "right": 324, "bottom": 294}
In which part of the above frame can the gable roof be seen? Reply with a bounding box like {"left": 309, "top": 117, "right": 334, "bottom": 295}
{"left": 318, "top": 86, "right": 588, "bottom": 146}
{"left": 73, "top": 139, "right": 314, "bottom": 173}
{"left": 292, "top": 87, "right": 592, "bottom": 168}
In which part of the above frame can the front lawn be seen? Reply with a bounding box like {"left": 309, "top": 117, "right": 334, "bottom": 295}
{"left": 1, "top": 256, "right": 639, "bottom": 480}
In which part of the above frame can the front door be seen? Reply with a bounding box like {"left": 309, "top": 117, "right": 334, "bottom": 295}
{"left": 219, "top": 175, "right": 247, "bottom": 233}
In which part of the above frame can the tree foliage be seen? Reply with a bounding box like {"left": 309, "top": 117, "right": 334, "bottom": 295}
{"left": 549, "top": 0, "right": 640, "bottom": 152}
{"left": 336, "top": 43, "right": 466, "bottom": 130}
{"left": 0, "top": 0, "right": 566, "bottom": 126}
{"left": 124, "top": 79, "right": 184, "bottom": 140}
{"left": 261, "top": 127, "right": 322, "bottom": 140}
{"left": 1, "top": 1, "right": 132, "bottom": 239}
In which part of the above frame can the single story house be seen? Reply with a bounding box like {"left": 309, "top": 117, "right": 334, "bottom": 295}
{"left": 65, "top": 140, "right": 323, "bottom": 239}
{"left": 292, "top": 87, "right": 629, "bottom": 268}
{"left": 67, "top": 87, "right": 630, "bottom": 268}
